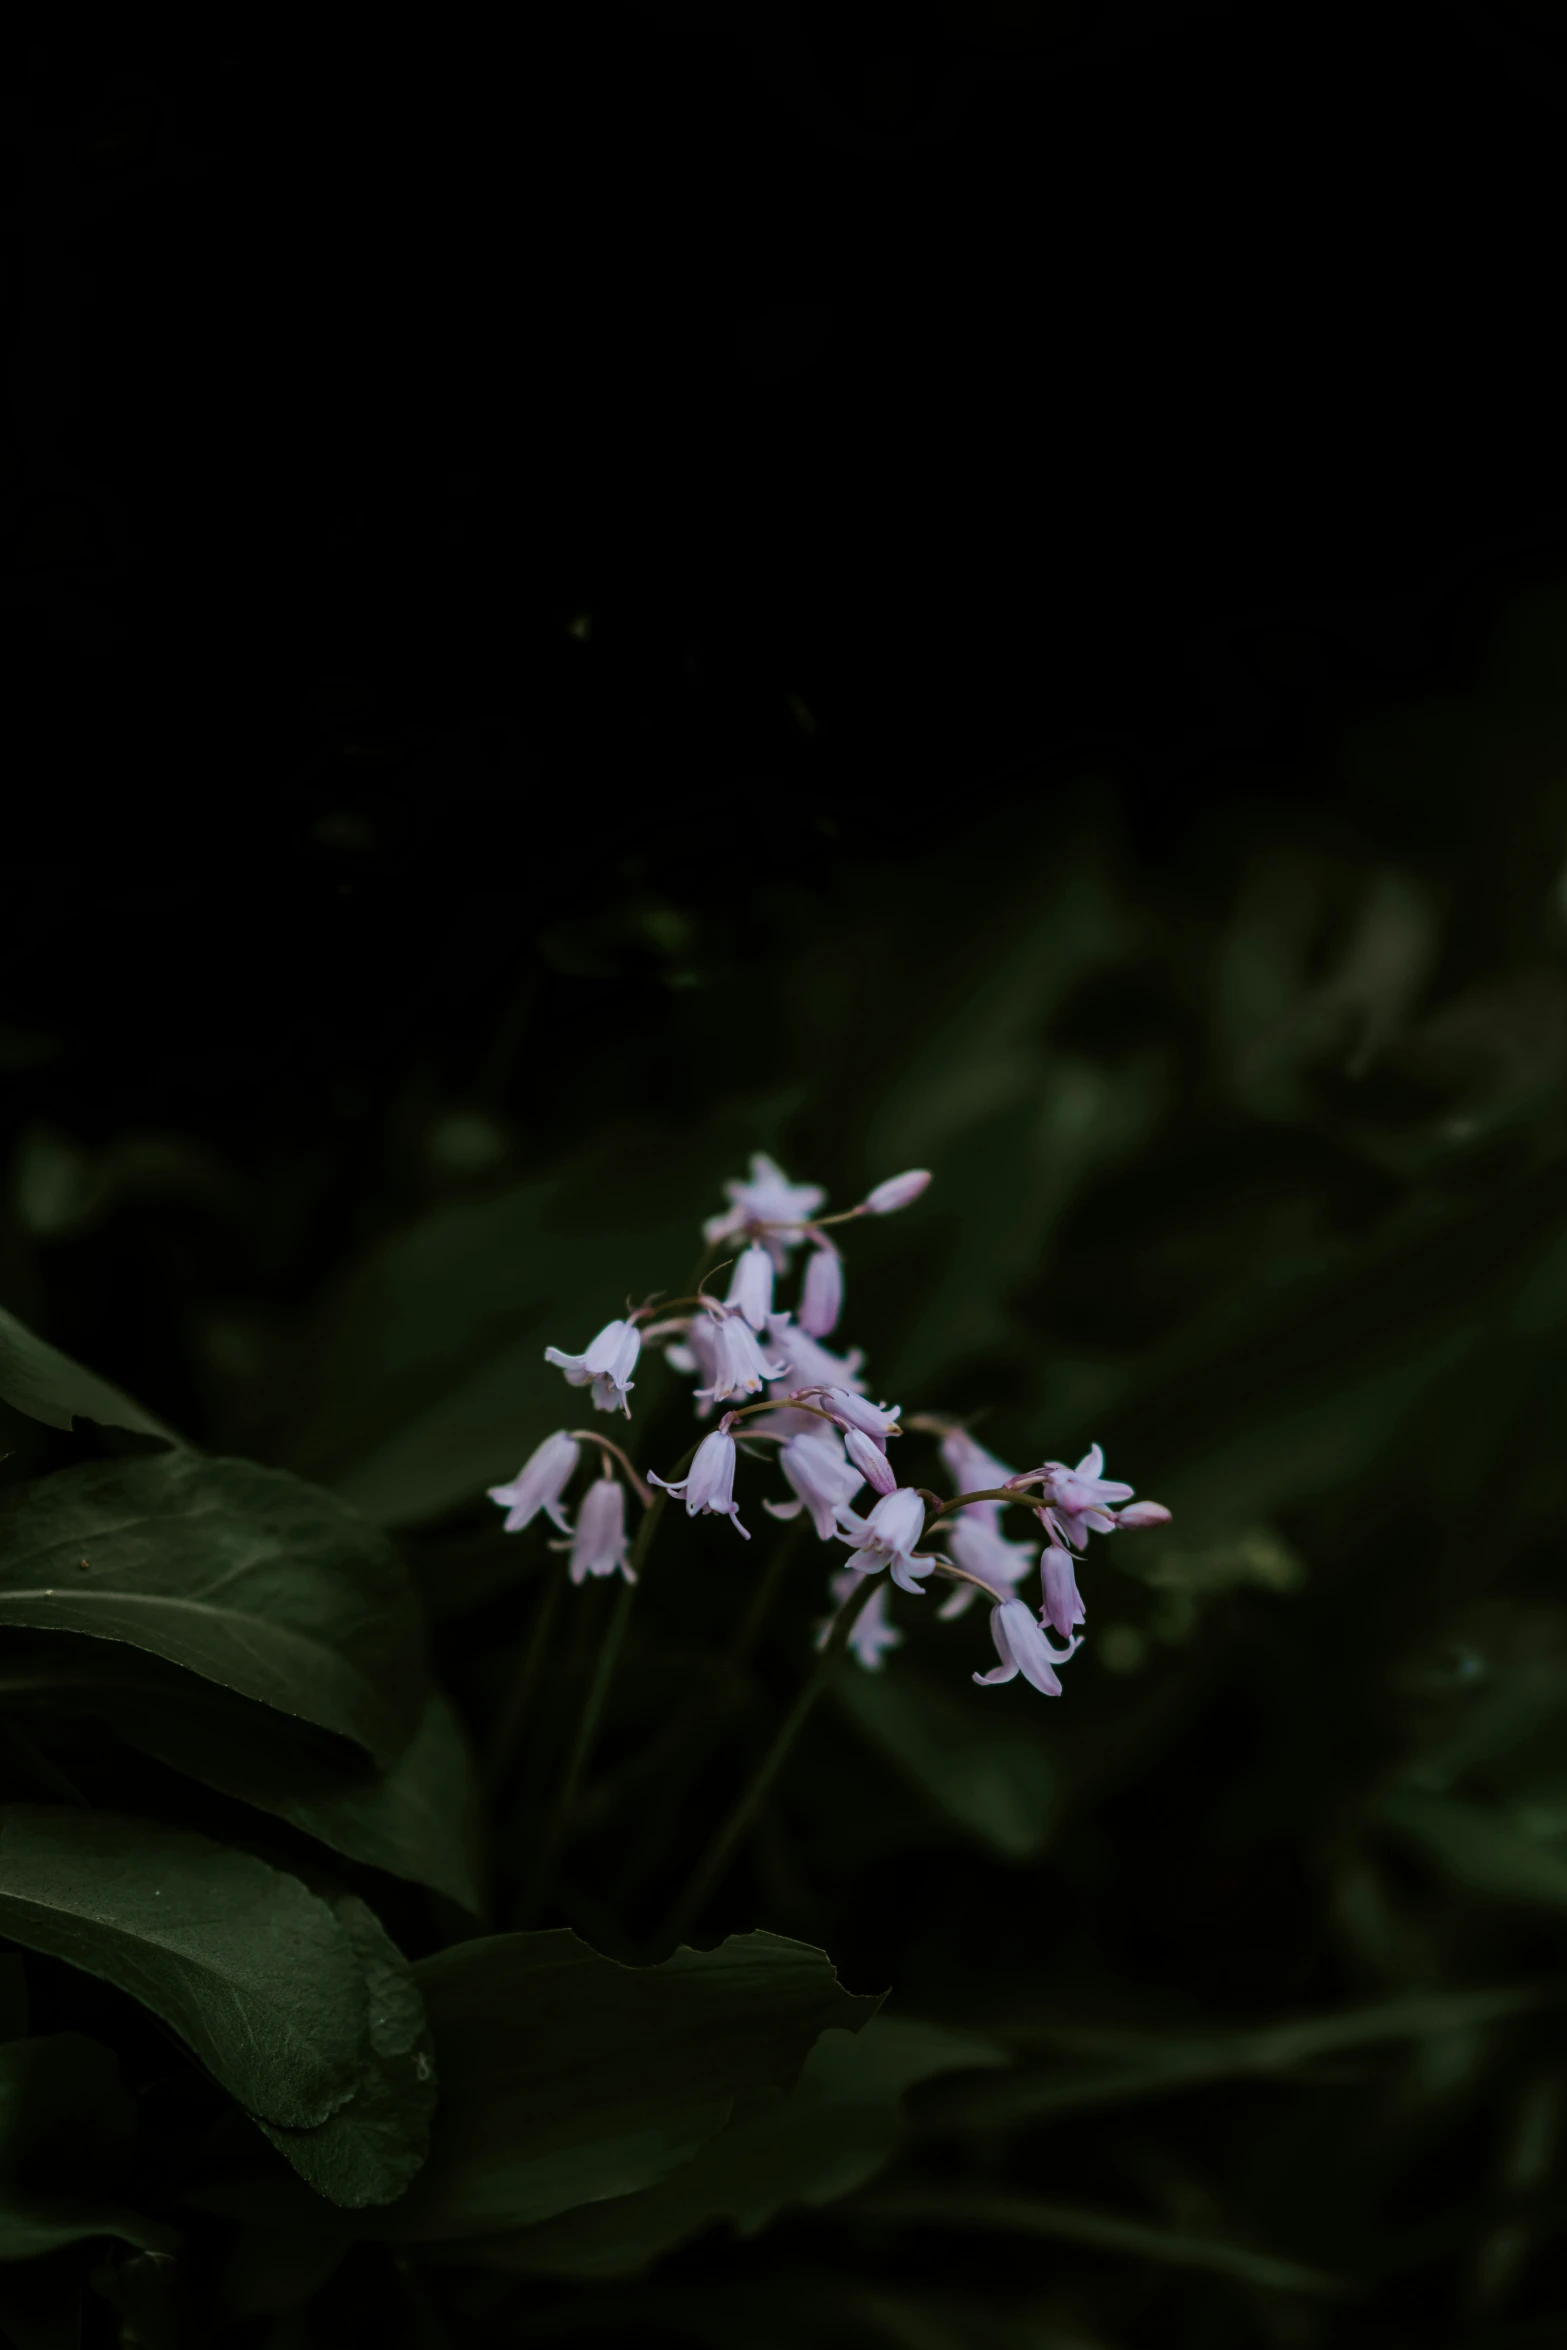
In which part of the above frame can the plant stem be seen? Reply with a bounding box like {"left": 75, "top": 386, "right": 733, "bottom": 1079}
{"left": 659, "top": 1569, "right": 880, "bottom": 1949}
{"left": 724, "top": 1512, "right": 808, "bottom": 1672}
{"left": 485, "top": 1565, "right": 565, "bottom": 1799}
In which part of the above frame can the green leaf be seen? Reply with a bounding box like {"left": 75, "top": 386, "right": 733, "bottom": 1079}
{"left": 1378, "top": 1787, "right": 1567, "bottom": 1912}
{"left": 0, "top": 1301, "right": 182, "bottom": 1445}
{"left": 110, "top": 1688, "right": 484, "bottom": 1915}
{"left": 256, "top": 1894, "right": 437, "bottom": 2209}
{"left": 389, "top": 1927, "right": 881, "bottom": 2241}
{"left": 831, "top": 1660, "right": 1058, "bottom": 1860}
{"left": 0, "top": 2031, "right": 178, "bottom": 2259}
{"left": 0, "top": 1452, "right": 425, "bottom": 1767}
{"left": 474, "top": 2016, "right": 1006, "bottom": 2276}
{"left": 0, "top": 1806, "right": 366, "bottom": 2127}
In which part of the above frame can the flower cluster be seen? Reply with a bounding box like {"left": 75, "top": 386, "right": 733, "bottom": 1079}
{"left": 490, "top": 1152, "right": 1170, "bottom": 1700}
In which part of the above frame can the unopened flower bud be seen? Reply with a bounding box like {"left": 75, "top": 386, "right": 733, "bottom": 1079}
{"left": 725, "top": 1243, "right": 776, "bottom": 1333}
{"left": 799, "top": 1243, "right": 844, "bottom": 1338}
{"left": 1041, "top": 1544, "right": 1086, "bottom": 1640}
{"left": 862, "top": 1169, "right": 932, "bottom": 1216}
{"left": 819, "top": 1386, "right": 901, "bottom": 1447}
{"left": 1114, "top": 1499, "right": 1171, "bottom": 1530}
{"left": 844, "top": 1425, "right": 898, "bottom": 1497}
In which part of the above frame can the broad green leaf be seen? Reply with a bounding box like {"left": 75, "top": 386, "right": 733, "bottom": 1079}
{"left": 0, "top": 1452, "right": 425, "bottom": 1766}
{"left": 476, "top": 2016, "right": 1006, "bottom": 2276}
{"left": 111, "top": 1688, "right": 484, "bottom": 1915}
{"left": 0, "top": 1301, "right": 182, "bottom": 1445}
{"left": 391, "top": 1927, "right": 881, "bottom": 2240}
{"left": 1379, "top": 1787, "right": 1567, "bottom": 1912}
{"left": 0, "top": 2030, "right": 178, "bottom": 2258}
{"left": 0, "top": 1806, "right": 366, "bottom": 2127}
{"left": 832, "top": 1660, "right": 1058, "bottom": 1860}
{"left": 257, "top": 1895, "right": 437, "bottom": 2209}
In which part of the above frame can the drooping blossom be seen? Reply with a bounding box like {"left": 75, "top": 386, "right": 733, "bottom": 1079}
{"left": 560, "top": 1475, "right": 635, "bottom": 1584}
{"left": 939, "top": 1426, "right": 1020, "bottom": 1516}
{"left": 862, "top": 1168, "right": 933, "bottom": 1216}
{"left": 649, "top": 1428, "right": 750, "bottom": 1539}
{"left": 693, "top": 1306, "right": 788, "bottom": 1406}
{"left": 488, "top": 1431, "right": 580, "bottom": 1535}
{"left": 763, "top": 1426, "right": 865, "bottom": 1540}
{"left": 974, "top": 1598, "right": 1080, "bottom": 1696}
{"left": 816, "top": 1567, "right": 903, "bottom": 1671}
{"left": 936, "top": 1514, "right": 1037, "bottom": 1620}
{"left": 836, "top": 1486, "right": 932, "bottom": 1596}
{"left": 764, "top": 1317, "right": 867, "bottom": 1397}
{"left": 844, "top": 1425, "right": 898, "bottom": 1497}
{"left": 544, "top": 1319, "right": 642, "bottom": 1418}
{"left": 818, "top": 1386, "right": 902, "bottom": 1450}
{"left": 704, "top": 1154, "right": 825, "bottom": 1267}
{"left": 725, "top": 1243, "right": 775, "bottom": 1333}
{"left": 1038, "top": 1443, "right": 1135, "bottom": 1551}
{"left": 1041, "top": 1543, "right": 1087, "bottom": 1640}
{"left": 799, "top": 1244, "right": 844, "bottom": 1338}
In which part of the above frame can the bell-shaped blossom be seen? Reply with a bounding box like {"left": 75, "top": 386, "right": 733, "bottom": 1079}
{"left": 1038, "top": 1443, "right": 1135, "bottom": 1551}
{"left": 1116, "top": 1499, "right": 1172, "bottom": 1530}
{"left": 1041, "top": 1543, "right": 1087, "bottom": 1640}
{"left": 544, "top": 1319, "right": 642, "bottom": 1418}
{"left": 725, "top": 1243, "right": 775, "bottom": 1333}
{"left": 844, "top": 1425, "right": 897, "bottom": 1497}
{"left": 799, "top": 1244, "right": 844, "bottom": 1338}
{"left": 488, "top": 1431, "right": 580, "bottom": 1535}
{"left": 836, "top": 1486, "right": 932, "bottom": 1596}
{"left": 974, "top": 1598, "right": 1081, "bottom": 1696}
{"left": 939, "top": 1427, "right": 1019, "bottom": 1518}
{"left": 764, "top": 1316, "right": 867, "bottom": 1397}
{"left": 936, "top": 1514, "right": 1037, "bottom": 1620}
{"left": 704, "top": 1154, "right": 826, "bottom": 1266}
{"left": 560, "top": 1476, "right": 635, "bottom": 1584}
{"left": 649, "top": 1428, "right": 750, "bottom": 1539}
{"left": 816, "top": 1567, "right": 903, "bottom": 1671}
{"left": 765, "top": 1426, "right": 865, "bottom": 1540}
{"left": 693, "top": 1306, "right": 788, "bottom": 1406}
{"left": 862, "top": 1168, "right": 933, "bottom": 1216}
{"left": 818, "top": 1386, "right": 901, "bottom": 1451}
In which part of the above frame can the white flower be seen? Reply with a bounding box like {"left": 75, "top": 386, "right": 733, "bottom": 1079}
{"left": 725, "top": 1243, "right": 776, "bottom": 1332}
{"left": 836, "top": 1486, "right": 932, "bottom": 1596}
{"left": 819, "top": 1386, "right": 901, "bottom": 1449}
{"left": 560, "top": 1476, "right": 635, "bottom": 1584}
{"left": 488, "top": 1431, "right": 580, "bottom": 1534}
{"left": 693, "top": 1306, "right": 788, "bottom": 1405}
{"left": 862, "top": 1168, "right": 932, "bottom": 1215}
{"left": 816, "top": 1568, "right": 903, "bottom": 1671}
{"left": 799, "top": 1244, "right": 844, "bottom": 1338}
{"left": 764, "top": 1315, "right": 866, "bottom": 1396}
{"left": 544, "top": 1319, "right": 642, "bottom": 1418}
{"left": 844, "top": 1425, "right": 897, "bottom": 1497}
{"left": 974, "top": 1598, "right": 1080, "bottom": 1695}
{"left": 649, "top": 1429, "right": 750, "bottom": 1539}
{"left": 704, "top": 1154, "right": 826, "bottom": 1264}
{"left": 936, "top": 1514, "right": 1037, "bottom": 1620}
{"left": 1037, "top": 1443, "right": 1135, "bottom": 1549}
{"left": 764, "top": 1425, "right": 865, "bottom": 1539}
{"left": 1041, "top": 1543, "right": 1086, "bottom": 1639}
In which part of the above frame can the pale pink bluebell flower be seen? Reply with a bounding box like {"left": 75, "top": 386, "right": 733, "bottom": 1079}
{"left": 488, "top": 1431, "right": 580, "bottom": 1534}
{"left": 816, "top": 1567, "right": 903, "bottom": 1671}
{"left": 974, "top": 1598, "right": 1080, "bottom": 1695}
{"left": 544, "top": 1319, "right": 642, "bottom": 1418}
{"left": 844, "top": 1425, "right": 898, "bottom": 1497}
{"left": 1115, "top": 1500, "right": 1173, "bottom": 1530}
{"left": 937, "top": 1515, "right": 1038, "bottom": 1620}
{"left": 725, "top": 1243, "right": 776, "bottom": 1332}
{"left": 1038, "top": 1443, "right": 1135, "bottom": 1550}
{"left": 818, "top": 1386, "right": 902, "bottom": 1451}
{"left": 764, "top": 1316, "right": 867, "bottom": 1397}
{"left": 939, "top": 1427, "right": 1020, "bottom": 1515}
{"left": 694, "top": 1306, "right": 788, "bottom": 1405}
{"left": 704, "top": 1154, "right": 825, "bottom": 1267}
{"left": 862, "top": 1168, "right": 932, "bottom": 1216}
{"left": 763, "top": 1426, "right": 866, "bottom": 1539}
{"left": 799, "top": 1243, "right": 844, "bottom": 1338}
{"left": 1041, "top": 1543, "right": 1087, "bottom": 1640}
{"left": 559, "top": 1475, "right": 635, "bottom": 1584}
{"left": 649, "top": 1428, "right": 750, "bottom": 1539}
{"left": 836, "top": 1486, "right": 932, "bottom": 1596}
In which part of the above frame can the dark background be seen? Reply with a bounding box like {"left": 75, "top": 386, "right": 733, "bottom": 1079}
{"left": 9, "top": 4, "right": 1567, "bottom": 2345}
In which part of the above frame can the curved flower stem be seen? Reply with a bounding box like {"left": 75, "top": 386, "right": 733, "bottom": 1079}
{"left": 921, "top": 1480, "right": 1047, "bottom": 1533}
{"left": 659, "top": 1569, "right": 881, "bottom": 1950}
{"left": 566, "top": 1429, "right": 653, "bottom": 1508}
{"left": 516, "top": 1440, "right": 696, "bottom": 1924}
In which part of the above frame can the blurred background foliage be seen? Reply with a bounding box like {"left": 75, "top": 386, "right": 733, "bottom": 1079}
{"left": 8, "top": 556, "right": 1567, "bottom": 2344}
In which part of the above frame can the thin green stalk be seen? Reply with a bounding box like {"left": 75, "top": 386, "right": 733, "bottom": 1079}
{"left": 485, "top": 1565, "right": 565, "bottom": 1798}
{"left": 723, "top": 1511, "right": 808, "bottom": 1672}
{"left": 659, "top": 1569, "right": 880, "bottom": 1949}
